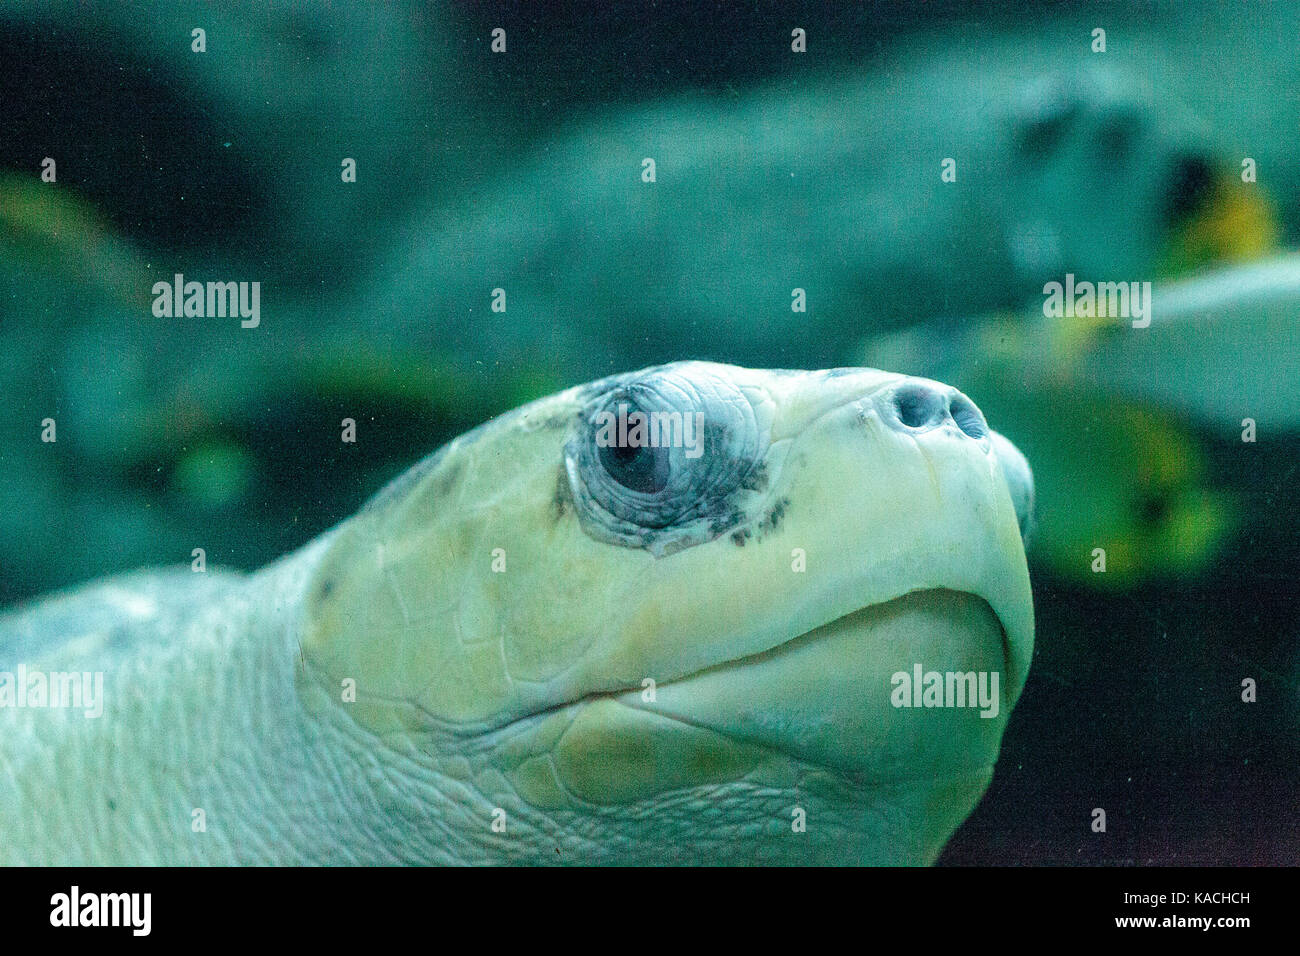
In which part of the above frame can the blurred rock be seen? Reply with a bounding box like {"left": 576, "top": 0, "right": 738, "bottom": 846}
{"left": 0, "top": 0, "right": 485, "bottom": 290}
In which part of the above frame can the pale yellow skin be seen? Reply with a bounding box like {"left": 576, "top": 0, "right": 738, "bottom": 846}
{"left": 0, "top": 362, "right": 1032, "bottom": 864}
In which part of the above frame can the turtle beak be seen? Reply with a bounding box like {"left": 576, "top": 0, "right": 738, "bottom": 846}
{"left": 990, "top": 431, "right": 1035, "bottom": 546}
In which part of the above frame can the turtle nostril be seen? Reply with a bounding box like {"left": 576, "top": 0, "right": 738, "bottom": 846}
{"left": 950, "top": 395, "right": 988, "bottom": 439}
{"left": 887, "top": 381, "right": 990, "bottom": 439}
{"left": 892, "top": 383, "right": 946, "bottom": 429}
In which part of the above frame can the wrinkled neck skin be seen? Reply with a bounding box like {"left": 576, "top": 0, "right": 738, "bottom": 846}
{"left": 0, "top": 535, "right": 425, "bottom": 866}
{"left": 1, "top": 538, "right": 989, "bottom": 865}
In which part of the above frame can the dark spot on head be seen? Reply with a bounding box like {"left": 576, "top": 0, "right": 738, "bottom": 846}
{"left": 318, "top": 579, "right": 335, "bottom": 601}
{"left": 552, "top": 464, "right": 573, "bottom": 522}
{"left": 707, "top": 507, "right": 747, "bottom": 537}
{"left": 107, "top": 798, "right": 117, "bottom": 811}
{"left": 764, "top": 498, "right": 788, "bottom": 533}
{"left": 726, "top": 497, "right": 792, "bottom": 546}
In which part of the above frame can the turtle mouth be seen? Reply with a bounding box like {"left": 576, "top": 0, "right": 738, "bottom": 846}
{"left": 608, "top": 588, "right": 1014, "bottom": 777}
{"left": 502, "top": 589, "right": 1015, "bottom": 810}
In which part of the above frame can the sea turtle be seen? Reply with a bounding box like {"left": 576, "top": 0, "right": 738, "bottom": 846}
{"left": 0, "top": 362, "right": 1034, "bottom": 865}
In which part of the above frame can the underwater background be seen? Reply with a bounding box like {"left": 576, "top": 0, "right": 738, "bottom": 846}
{"left": 1, "top": 0, "right": 1296, "bottom": 863}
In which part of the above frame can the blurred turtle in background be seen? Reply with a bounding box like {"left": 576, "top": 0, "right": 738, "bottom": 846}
{"left": 353, "top": 31, "right": 1271, "bottom": 381}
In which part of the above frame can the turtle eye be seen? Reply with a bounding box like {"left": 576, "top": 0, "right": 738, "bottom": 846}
{"left": 596, "top": 401, "right": 672, "bottom": 493}
{"left": 565, "top": 365, "right": 769, "bottom": 551}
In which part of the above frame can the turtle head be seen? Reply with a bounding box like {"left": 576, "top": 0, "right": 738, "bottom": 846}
{"left": 301, "top": 361, "right": 1034, "bottom": 864}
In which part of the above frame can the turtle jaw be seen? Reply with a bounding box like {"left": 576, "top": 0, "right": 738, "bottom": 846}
{"left": 608, "top": 587, "right": 1015, "bottom": 780}
{"left": 520, "top": 586, "right": 1019, "bottom": 855}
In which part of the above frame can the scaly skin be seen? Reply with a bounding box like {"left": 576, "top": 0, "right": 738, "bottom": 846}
{"left": 0, "top": 545, "right": 365, "bottom": 865}
{"left": 0, "top": 541, "right": 524, "bottom": 865}
{"left": 0, "top": 551, "right": 993, "bottom": 864}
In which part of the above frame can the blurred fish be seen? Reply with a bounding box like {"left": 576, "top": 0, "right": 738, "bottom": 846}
{"left": 981, "top": 381, "right": 1231, "bottom": 589}
{"left": 1067, "top": 256, "right": 1300, "bottom": 434}
{"left": 861, "top": 255, "right": 1300, "bottom": 588}
{"left": 877, "top": 256, "right": 1300, "bottom": 432}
